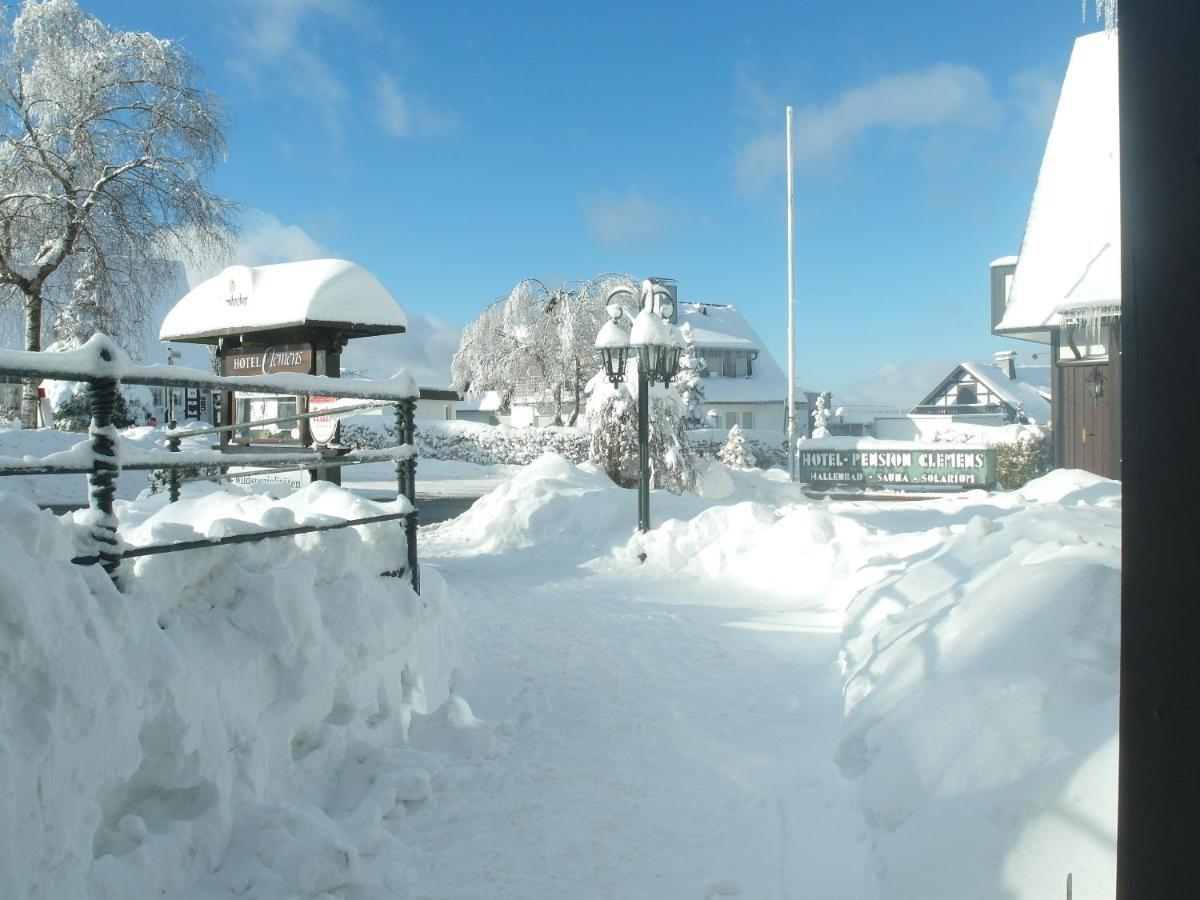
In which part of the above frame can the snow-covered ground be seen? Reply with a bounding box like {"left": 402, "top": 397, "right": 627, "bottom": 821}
{"left": 0, "top": 450, "right": 1119, "bottom": 898}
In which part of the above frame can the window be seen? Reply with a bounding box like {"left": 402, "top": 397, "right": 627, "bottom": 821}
{"left": 956, "top": 383, "right": 978, "bottom": 406}
{"left": 742, "top": 411, "right": 755, "bottom": 429}
{"left": 722, "top": 351, "right": 736, "bottom": 377}
{"left": 725, "top": 411, "right": 737, "bottom": 429}
{"left": 234, "top": 394, "right": 301, "bottom": 444}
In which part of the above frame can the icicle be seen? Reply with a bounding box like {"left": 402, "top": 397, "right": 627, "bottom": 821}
{"left": 1085, "top": 0, "right": 1118, "bottom": 32}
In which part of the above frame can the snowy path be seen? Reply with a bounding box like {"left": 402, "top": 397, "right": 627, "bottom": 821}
{"left": 405, "top": 544, "right": 865, "bottom": 898}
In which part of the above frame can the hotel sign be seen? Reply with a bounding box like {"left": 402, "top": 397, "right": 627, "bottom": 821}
{"left": 221, "top": 344, "right": 312, "bottom": 377}
{"left": 797, "top": 446, "right": 996, "bottom": 488}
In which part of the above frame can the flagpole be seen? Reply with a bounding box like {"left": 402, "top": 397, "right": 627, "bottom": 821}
{"left": 786, "top": 105, "right": 797, "bottom": 480}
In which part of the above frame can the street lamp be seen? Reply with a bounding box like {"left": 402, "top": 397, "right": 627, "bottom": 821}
{"left": 594, "top": 278, "right": 683, "bottom": 535}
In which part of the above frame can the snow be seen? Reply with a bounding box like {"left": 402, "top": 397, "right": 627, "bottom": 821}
{"left": 159, "top": 260, "right": 408, "bottom": 342}
{"left": 0, "top": 442, "right": 1120, "bottom": 897}
{"left": 0, "top": 482, "right": 457, "bottom": 899}
{"left": 999, "top": 32, "right": 1119, "bottom": 333}
{"left": 628, "top": 304, "right": 682, "bottom": 348}
{"left": 594, "top": 317, "right": 630, "bottom": 350}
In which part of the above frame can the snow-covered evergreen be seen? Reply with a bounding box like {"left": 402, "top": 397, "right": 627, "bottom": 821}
{"left": 674, "top": 322, "right": 706, "bottom": 428}
{"left": 717, "top": 424, "right": 756, "bottom": 469}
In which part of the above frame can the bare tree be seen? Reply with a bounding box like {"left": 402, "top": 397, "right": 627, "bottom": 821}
{"left": 0, "top": 0, "right": 234, "bottom": 425}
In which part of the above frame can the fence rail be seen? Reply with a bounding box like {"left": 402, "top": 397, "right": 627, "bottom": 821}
{"left": 0, "top": 334, "right": 421, "bottom": 592}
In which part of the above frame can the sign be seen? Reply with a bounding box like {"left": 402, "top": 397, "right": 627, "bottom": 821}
{"left": 797, "top": 444, "right": 996, "bottom": 488}
{"left": 308, "top": 395, "right": 341, "bottom": 444}
{"left": 221, "top": 344, "right": 312, "bottom": 377}
{"left": 227, "top": 466, "right": 307, "bottom": 489}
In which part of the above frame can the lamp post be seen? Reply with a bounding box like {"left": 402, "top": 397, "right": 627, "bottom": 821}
{"left": 595, "top": 278, "right": 683, "bottom": 534}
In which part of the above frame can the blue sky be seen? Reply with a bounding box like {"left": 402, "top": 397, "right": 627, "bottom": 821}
{"left": 88, "top": 0, "right": 1105, "bottom": 404}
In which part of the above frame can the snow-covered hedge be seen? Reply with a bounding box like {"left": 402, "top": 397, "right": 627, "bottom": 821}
{"left": 687, "top": 427, "right": 788, "bottom": 469}
{"left": 341, "top": 416, "right": 589, "bottom": 466}
{"left": 0, "top": 483, "right": 460, "bottom": 898}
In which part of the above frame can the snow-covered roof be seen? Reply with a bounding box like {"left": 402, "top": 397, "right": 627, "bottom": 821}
{"left": 160, "top": 259, "right": 408, "bottom": 344}
{"left": 682, "top": 303, "right": 775, "bottom": 400}
{"left": 676, "top": 302, "right": 801, "bottom": 403}
{"left": 999, "top": 32, "right": 1119, "bottom": 334}
{"left": 961, "top": 362, "right": 1051, "bottom": 423}
{"left": 677, "top": 302, "right": 761, "bottom": 351}
{"left": 458, "top": 390, "right": 505, "bottom": 412}
{"left": 916, "top": 361, "right": 1051, "bottom": 424}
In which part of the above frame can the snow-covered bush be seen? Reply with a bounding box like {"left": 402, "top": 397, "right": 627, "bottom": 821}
{"left": 994, "top": 431, "right": 1053, "bottom": 489}
{"left": 53, "top": 387, "right": 144, "bottom": 431}
{"left": 586, "top": 381, "right": 695, "bottom": 493}
{"left": 717, "top": 424, "right": 756, "bottom": 469}
{"left": 587, "top": 388, "right": 640, "bottom": 488}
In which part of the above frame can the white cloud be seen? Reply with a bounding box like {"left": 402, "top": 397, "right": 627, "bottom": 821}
{"left": 582, "top": 192, "right": 668, "bottom": 248}
{"left": 341, "top": 314, "right": 462, "bottom": 388}
{"left": 182, "top": 210, "right": 334, "bottom": 287}
{"left": 373, "top": 73, "right": 459, "bottom": 139}
{"left": 223, "top": 0, "right": 364, "bottom": 138}
{"left": 736, "top": 64, "right": 1001, "bottom": 193}
{"left": 836, "top": 357, "right": 960, "bottom": 409}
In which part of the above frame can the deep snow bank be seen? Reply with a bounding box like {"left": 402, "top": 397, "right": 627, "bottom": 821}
{"left": 430, "top": 456, "right": 1121, "bottom": 896}
{"left": 0, "top": 483, "right": 460, "bottom": 899}
{"left": 836, "top": 470, "right": 1121, "bottom": 898}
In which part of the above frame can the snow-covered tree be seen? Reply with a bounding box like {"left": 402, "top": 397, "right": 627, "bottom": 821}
{"left": 717, "top": 424, "right": 756, "bottom": 469}
{"left": 675, "top": 322, "right": 706, "bottom": 428}
{"left": 0, "top": 0, "right": 234, "bottom": 425}
{"left": 452, "top": 273, "right": 636, "bottom": 426}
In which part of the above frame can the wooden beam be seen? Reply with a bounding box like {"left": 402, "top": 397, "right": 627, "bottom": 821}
{"left": 1117, "top": 2, "right": 1200, "bottom": 895}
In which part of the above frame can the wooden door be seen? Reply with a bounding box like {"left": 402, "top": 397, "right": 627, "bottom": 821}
{"left": 1061, "top": 362, "right": 1117, "bottom": 478}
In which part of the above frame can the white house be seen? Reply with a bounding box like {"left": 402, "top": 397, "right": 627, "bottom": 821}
{"left": 678, "top": 301, "right": 806, "bottom": 433}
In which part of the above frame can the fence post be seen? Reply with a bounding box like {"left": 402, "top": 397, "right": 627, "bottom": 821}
{"left": 166, "top": 419, "right": 181, "bottom": 502}
{"left": 395, "top": 399, "right": 420, "bottom": 593}
{"left": 86, "top": 340, "right": 122, "bottom": 578}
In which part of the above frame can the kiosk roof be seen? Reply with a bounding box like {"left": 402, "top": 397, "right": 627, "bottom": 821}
{"left": 160, "top": 259, "right": 408, "bottom": 344}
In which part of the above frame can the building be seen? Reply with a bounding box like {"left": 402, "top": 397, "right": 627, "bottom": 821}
{"left": 677, "top": 301, "right": 807, "bottom": 433}
{"left": 991, "top": 31, "right": 1120, "bottom": 479}
{"left": 912, "top": 352, "right": 1051, "bottom": 424}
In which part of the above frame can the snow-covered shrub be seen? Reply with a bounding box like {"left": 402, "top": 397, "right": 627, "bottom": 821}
{"left": 586, "top": 384, "right": 695, "bottom": 493}
{"left": 994, "top": 431, "right": 1053, "bottom": 489}
{"left": 53, "top": 388, "right": 141, "bottom": 431}
{"left": 687, "top": 428, "right": 788, "bottom": 469}
{"left": 587, "top": 388, "right": 639, "bottom": 487}
{"left": 717, "top": 424, "right": 756, "bottom": 469}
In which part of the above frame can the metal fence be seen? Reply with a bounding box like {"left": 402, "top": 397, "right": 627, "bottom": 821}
{"left": 0, "top": 335, "right": 421, "bottom": 592}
